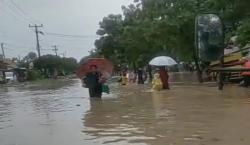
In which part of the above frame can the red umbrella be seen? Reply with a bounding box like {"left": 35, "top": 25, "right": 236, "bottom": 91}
{"left": 76, "top": 58, "right": 113, "bottom": 79}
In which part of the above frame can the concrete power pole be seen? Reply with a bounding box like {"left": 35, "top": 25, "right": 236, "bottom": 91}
{"left": 29, "top": 24, "right": 43, "bottom": 58}
{"left": 1, "top": 43, "right": 5, "bottom": 59}
{"left": 52, "top": 45, "right": 58, "bottom": 56}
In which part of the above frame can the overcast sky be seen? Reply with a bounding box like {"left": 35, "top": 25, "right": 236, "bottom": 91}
{"left": 0, "top": 0, "right": 133, "bottom": 60}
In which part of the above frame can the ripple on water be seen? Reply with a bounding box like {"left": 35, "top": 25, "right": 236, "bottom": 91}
{"left": 1, "top": 78, "right": 250, "bottom": 145}
{"left": 0, "top": 94, "right": 13, "bottom": 130}
{"left": 83, "top": 123, "right": 155, "bottom": 145}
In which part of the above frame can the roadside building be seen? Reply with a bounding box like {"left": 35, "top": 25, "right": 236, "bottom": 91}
{"left": 0, "top": 57, "right": 8, "bottom": 83}
{"left": 0, "top": 57, "right": 27, "bottom": 83}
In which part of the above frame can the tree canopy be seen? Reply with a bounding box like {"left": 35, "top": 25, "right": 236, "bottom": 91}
{"left": 33, "top": 55, "right": 78, "bottom": 76}
{"left": 94, "top": 0, "right": 250, "bottom": 70}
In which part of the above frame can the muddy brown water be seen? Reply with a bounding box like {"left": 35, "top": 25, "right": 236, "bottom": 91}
{"left": 0, "top": 77, "right": 250, "bottom": 145}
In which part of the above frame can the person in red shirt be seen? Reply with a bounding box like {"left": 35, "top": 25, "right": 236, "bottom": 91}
{"left": 242, "top": 57, "right": 250, "bottom": 87}
{"left": 159, "top": 66, "right": 170, "bottom": 89}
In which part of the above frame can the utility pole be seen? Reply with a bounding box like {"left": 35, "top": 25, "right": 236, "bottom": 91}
{"left": 29, "top": 24, "right": 43, "bottom": 58}
{"left": 18, "top": 55, "right": 21, "bottom": 62}
{"left": 1, "top": 43, "right": 5, "bottom": 59}
{"left": 52, "top": 45, "right": 58, "bottom": 56}
{"left": 0, "top": 43, "right": 6, "bottom": 83}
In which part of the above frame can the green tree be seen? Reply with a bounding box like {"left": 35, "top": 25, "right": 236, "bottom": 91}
{"left": 18, "top": 52, "right": 37, "bottom": 68}
{"left": 94, "top": 0, "right": 250, "bottom": 81}
{"left": 23, "top": 52, "right": 37, "bottom": 63}
{"left": 62, "top": 57, "right": 78, "bottom": 74}
{"left": 34, "top": 55, "right": 78, "bottom": 77}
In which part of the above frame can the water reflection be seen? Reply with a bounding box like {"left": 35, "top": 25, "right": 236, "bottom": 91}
{"left": 169, "top": 72, "right": 198, "bottom": 83}
{"left": 0, "top": 79, "right": 89, "bottom": 145}
{"left": 0, "top": 77, "right": 250, "bottom": 145}
{"left": 83, "top": 92, "right": 156, "bottom": 145}
{"left": 83, "top": 84, "right": 250, "bottom": 145}
{"left": 0, "top": 88, "right": 13, "bottom": 130}
{"left": 82, "top": 86, "right": 186, "bottom": 144}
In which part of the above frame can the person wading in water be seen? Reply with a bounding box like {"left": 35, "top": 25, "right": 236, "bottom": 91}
{"left": 83, "top": 65, "right": 102, "bottom": 98}
{"left": 159, "top": 66, "right": 170, "bottom": 89}
{"left": 137, "top": 68, "right": 144, "bottom": 84}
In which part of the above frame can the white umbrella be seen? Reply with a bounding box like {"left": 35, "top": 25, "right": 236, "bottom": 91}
{"left": 149, "top": 56, "right": 177, "bottom": 66}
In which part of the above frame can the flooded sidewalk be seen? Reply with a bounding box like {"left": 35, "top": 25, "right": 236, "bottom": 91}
{"left": 0, "top": 79, "right": 250, "bottom": 145}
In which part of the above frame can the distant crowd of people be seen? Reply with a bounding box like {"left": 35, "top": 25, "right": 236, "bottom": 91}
{"left": 118, "top": 68, "right": 147, "bottom": 85}
{"left": 118, "top": 67, "right": 170, "bottom": 91}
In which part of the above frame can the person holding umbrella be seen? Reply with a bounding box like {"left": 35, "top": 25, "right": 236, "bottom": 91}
{"left": 83, "top": 65, "right": 103, "bottom": 98}
{"left": 149, "top": 56, "right": 177, "bottom": 90}
{"left": 77, "top": 58, "right": 113, "bottom": 98}
{"left": 159, "top": 66, "right": 170, "bottom": 89}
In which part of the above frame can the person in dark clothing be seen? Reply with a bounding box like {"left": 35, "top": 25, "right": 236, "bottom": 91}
{"left": 84, "top": 65, "right": 102, "bottom": 98}
{"left": 137, "top": 68, "right": 144, "bottom": 84}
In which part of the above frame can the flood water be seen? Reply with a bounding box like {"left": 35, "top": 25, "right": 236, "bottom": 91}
{"left": 0, "top": 77, "right": 250, "bottom": 145}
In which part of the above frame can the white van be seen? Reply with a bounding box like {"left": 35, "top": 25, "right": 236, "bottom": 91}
{"left": 5, "top": 72, "right": 14, "bottom": 82}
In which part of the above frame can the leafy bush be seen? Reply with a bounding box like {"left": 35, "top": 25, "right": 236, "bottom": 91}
{"left": 237, "top": 19, "right": 250, "bottom": 47}
{"left": 27, "top": 70, "right": 42, "bottom": 81}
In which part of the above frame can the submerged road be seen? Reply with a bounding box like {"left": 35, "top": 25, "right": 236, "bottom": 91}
{"left": 0, "top": 78, "right": 250, "bottom": 145}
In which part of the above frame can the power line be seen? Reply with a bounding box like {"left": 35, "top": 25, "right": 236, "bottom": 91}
{"left": 2, "top": 0, "right": 42, "bottom": 24}
{"left": 45, "top": 32, "right": 98, "bottom": 38}
{"left": 0, "top": 0, "right": 30, "bottom": 25}
{"left": 29, "top": 24, "right": 43, "bottom": 58}
{"left": 40, "top": 48, "right": 51, "bottom": 50}
{"left": 0, "top": 42, "right": 30, "bottom": 59}
{"left": 9, "top": 0, "right": 41, "bottom": 24}
{"left": 1, "top": 0, "right": 34, "bottom": 24}
{"left": 5, "top": 43, "right": 34, "bottom": 49}
{"left": 39, "top": 40, "right": 91, "bottom": 49}
{"left": 2, "top": 46, "right": 14, "bottom": 50}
